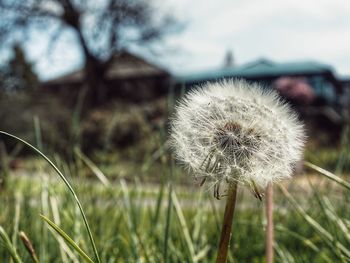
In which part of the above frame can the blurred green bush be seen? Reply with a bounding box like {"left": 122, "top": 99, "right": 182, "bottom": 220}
{"left": 0, "top": 93, "right": 72, "bottom": 154}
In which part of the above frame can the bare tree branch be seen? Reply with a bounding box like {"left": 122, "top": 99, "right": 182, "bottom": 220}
{"left": 0, "top": 0, "right": 180, "bottom": 105}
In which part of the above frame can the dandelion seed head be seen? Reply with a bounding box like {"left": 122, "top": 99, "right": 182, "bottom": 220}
{"left": 171, "top": 79, "right": 305, "bottom": 189}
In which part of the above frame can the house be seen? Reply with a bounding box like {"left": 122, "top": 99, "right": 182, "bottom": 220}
{"left": 175, "top": 58, "right": 342, "bottom": 105}
{"left": 175, "top": 58, "right": 346, "bottom": 145}
{"left": 41, "top": 50, "right": 171, "bottom": 105}
{"left": 338, "top": 76, "right": 350, "bottom": 119}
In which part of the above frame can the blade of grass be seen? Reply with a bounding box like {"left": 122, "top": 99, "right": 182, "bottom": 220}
{"left": 306, "top": 175, "right": 350, "bottom": 243}
{"left": 74, "top": 148, "right": 110, "bottom": 187}
{"left": 274, "top": 243, "right": 295, "bottom": 263}
{"left": 50, "top": 196, "right": 78, "bottom": 263}
{"left": 322, "top": 197, "right": 350, "bottom": 242}
{"left": 279, "top": 184, "right": 350, "bottom": 258}
{"left": 120, "top": 180, "right": 143, "bottom": 262}
{"left": 33, "top": 116, "right": 43, "bottom": 151}
{"left": 163, "top": 182, "right": 172, "bottom": 263}
{"left": 0, "top": 131, "right": 100, "bottom": 263}
{"left": 19, "top": 231, "right": 40, "bottom": 263}
{"left": 0, "top": 226, "right": 23, "bottom": 263}
{"left": 40, "top": 176, "right": 49, "bottom": 262}
{"left": 171, "top": 191, "right": 196, "bottom": 263}
{"left": 305, "top": 177, "right": 350, "bottom": 262}
{"left": 335, "top": 124, "right": 349, "bottom": 175}
{"left": 11, "top": 193, "right": 21, "bottom": 249}
{"left": 193, "top": 245, "right": 210, "bottom": 262}
{"left": 0, "top": 141, "right": 9, "bottom": 189}
{"left": 40, "top": 215, "right": 94, "bottom": 263}
{"left": 279, "top": 183, "right": 331, "bottom": 240}
{"left": 152, "top": 179, "right": 165, "bottom": 226}
{"left": 192, "top": 190, "right": 205, "bottom": 244}
{"left": 163, "top": 158, "right": 174, "bottom": 263}
{"left": 70, "top": 86, "right": 87, "bottom": 150}
{"left": 304, "top": 161, "right": 350, "bottom": 191}
{"left": 275, "top": 225, "right": 333, "bottom": 263}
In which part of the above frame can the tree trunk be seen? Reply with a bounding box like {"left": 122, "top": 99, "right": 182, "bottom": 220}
{"left": 84, "top": 56, "right": 108, "bottom": 107}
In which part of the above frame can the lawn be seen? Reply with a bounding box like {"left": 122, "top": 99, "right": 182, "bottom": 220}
{"left": 1, "top": 155, "right": 349, "bottom": 262}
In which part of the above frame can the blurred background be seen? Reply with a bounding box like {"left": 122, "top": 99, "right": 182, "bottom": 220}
{"left": 0, "top": 1, "right": 350, "bottom": 262}
{"left": 0, "top": 0, "right": 349, "bottom": 165}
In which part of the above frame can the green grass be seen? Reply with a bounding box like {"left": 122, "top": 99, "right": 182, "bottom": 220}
{"left": 1, "top": 129, "right": 350, "bottom": 262}
{"left": 1, "top": 162, "right": 350, "bottom": 262}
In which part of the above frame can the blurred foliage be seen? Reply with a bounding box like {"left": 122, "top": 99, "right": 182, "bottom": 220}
{"left": 305, "top": 147, "right": 350, "bottom": 172}
{"left": 81, "top": 99, "right": 168, "bottom": 154}
{"left": 305, "top": 125, "right": 350, "bottom": 173}
{"left": 0, "top": 83, "right": 169, "bottom": 159}
{"left": 0, "top": 93, "right": 72, "bottom": 154}
{"left": 0, "top": 45, "right": 38, "bottom": 94}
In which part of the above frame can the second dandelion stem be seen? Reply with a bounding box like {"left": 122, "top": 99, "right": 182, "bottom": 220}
{"left": 265, "top": 183, "right": 274, "bottom": 263}
{"left": 216, "top": 181, "right": 238, "bottom": 263}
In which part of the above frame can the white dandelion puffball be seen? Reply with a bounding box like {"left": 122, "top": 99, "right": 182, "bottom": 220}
{"left": 171, "top": 80, "right": 305, "bottom": 189}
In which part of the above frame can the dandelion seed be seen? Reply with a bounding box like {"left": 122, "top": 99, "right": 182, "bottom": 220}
{"left": 171, "top": 79, "right": 305, "bottom": 192}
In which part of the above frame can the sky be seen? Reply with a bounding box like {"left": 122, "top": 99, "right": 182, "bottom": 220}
{"left": 22, "top": 0, "right": 350, "bottom": 80}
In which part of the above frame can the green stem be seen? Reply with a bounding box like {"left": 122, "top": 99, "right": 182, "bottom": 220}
{"left": 0, "top": 131, "right": 100, "bottom": 263}
{"left": 216, "top": 182, "right": 238, "bottom": 263}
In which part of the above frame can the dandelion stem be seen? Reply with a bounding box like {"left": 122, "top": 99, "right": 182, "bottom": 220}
{"left": 215, "top": 181, "right": 238, "bottom": 263}
{"left": 19, "top": 231, "right": 40, "bottom": 263}
{"left": 265, "top": 183, "right": 274, "bottom": 263}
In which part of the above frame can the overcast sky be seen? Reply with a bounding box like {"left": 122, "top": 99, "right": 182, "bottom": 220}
{"left": 25, "top": 0, "right": 350, "bottom": 80}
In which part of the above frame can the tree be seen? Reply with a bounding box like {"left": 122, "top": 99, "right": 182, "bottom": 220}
{"left": 0, "top": 44, "right": 39, "bottom": 93}
{"left": 0, "top": 0, "right": 178, "bottom": 105}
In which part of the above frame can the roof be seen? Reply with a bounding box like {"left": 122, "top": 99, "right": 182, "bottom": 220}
{"left": 339, "top": 76, "right": 350, "bottom": 84}
{"left": 43, "top": 50, "right": 169, "bottom": 85}
{"left": 176, "top": 58, "right": 335, "bottom": 84}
